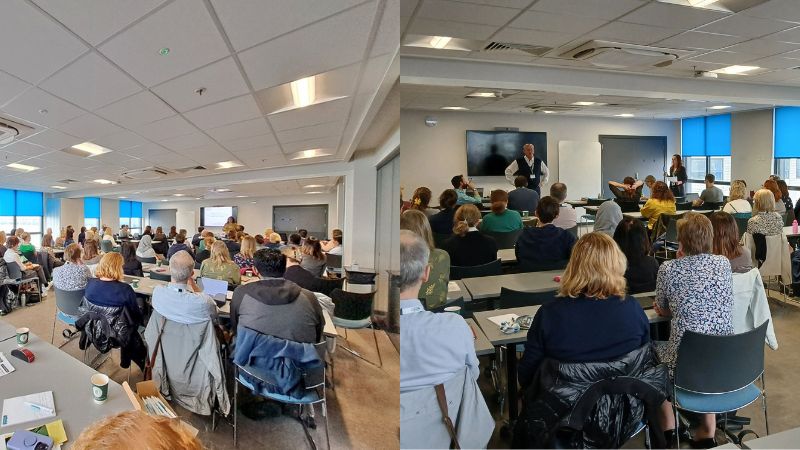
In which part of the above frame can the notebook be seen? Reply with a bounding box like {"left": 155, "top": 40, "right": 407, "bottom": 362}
{"left": 201, "top": 277, "right": 228, "bottom": 302}
{"left": 488, "top": 314, "right": 518, "bottom": 327}
{"left": 1, "top": 391, "right": 56, "bottom": 427}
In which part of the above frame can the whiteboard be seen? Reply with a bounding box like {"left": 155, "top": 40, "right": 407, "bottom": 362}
{"left": 177, "top": 210, "right": 195, "bottom": 233}
{"left": 558, "top": 141, "right": 602, "bottom": 199}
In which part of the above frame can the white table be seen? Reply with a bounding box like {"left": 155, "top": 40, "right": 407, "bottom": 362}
{"left": 498, "top": 248, "right": 516, "bottom": 264}
{"left": 782, "top": 225, "right": 799, "bottom": 238}
{"left": 0, "top": 324, "right": 131, "bottom": 447}
{"left": 461, "top": 270, "right": 562, "bottom": 300}
{"left": 465, "top": 318, "right": 493, "bottom": 356}
{"left": 738, "top": 426, "right": 800, "bottom": 448}
{"left": 447, "top": 281, "right": 467, "bottom": 302}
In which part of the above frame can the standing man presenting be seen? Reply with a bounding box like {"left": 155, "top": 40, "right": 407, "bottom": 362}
{"left": 505, "top": 143, "right": 549, "bottom": 196}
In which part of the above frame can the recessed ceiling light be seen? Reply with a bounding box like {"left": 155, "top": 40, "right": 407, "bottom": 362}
{"left": 93, "top": 179, "right": 117, "bottom": 184}
{"left": 466, "top": 92, "right": 497, "bottom": 98}
{"left": 429, "top": 36, "right": 452, "bottom": 49}
{"left": 173, "top": 193, "right": 185, "bottom": 197}
{"left": 306, "top": 191, "right": 323, "bottom": 194}
{"left": 441, "top": 106, "right": 469, "bottom": 110}
{"left": 235, "top": 195, "right": 248, "bottom": 198}
{"left": 709, "top": 105, "right": 731, "bottom": 110}
{"left": 211, "top": 188, "right": 232, "bottom": 193}
{"left": 616, "top": 113, "right": 635, "bottom": 117}
{"left": 215, "top": 160, "right": 243, "bottom": 170}
{"left": 251, "top": 201, "right": 257, "bottom": 204}
{"left": 290, "top": 149, "right": 333, "bottom": 160}
{"left": 572, "top": 101, "right": 597, "bottom": 106}
{"left": 71, "top": 142, "right": 111, "bottom": 156}
{"left": 542, "top": 110, "right": 556, "bottom": 114}
{"left": 710, "top": 65, "right": 760, "bottom": 75}
{"left": 51, "top": 185, "right": 66, "bottom": 190}
{"left": 161, "top": 199, "right": 168, "bottom": 202}
{"left": 118, "top": 196, "right": 127, "bottom": 199}
{"left": 687, "top": 0, "right": 719, "bottom": 7}
{"left": 304, "top": 184, "right": 325, "bottom": 188}
{"left": 290, "top": 76, "right": 316, "bottom": 108}
{"left": 7, "top": 163, "right": 39, "bottom": 172}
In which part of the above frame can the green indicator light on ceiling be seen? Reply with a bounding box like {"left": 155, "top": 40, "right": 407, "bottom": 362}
{"left": 159, "top": 47, "right": 170, "bottom": 56}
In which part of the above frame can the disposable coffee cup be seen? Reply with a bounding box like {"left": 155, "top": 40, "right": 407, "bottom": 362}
{"left": 91, "top": 373, "right": 109, "bottom": 404}
{"left": 522, "top": 211, "right": 529, "bottom": 218}
{"left": 15, "top": 328, "right": 29, "bottom": 347}
{"left": 131, "top": 279, "right": 140, "bottom": 288}
{"left": 444, "top": 306, "right": 462, "bottom": 315}
{"left": 245, "top": 270, "right": 253, "bottom": 277}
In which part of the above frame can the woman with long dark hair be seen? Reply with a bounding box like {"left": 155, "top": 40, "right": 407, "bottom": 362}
{"left": 667, "top": 154, "right": 687, "bottom": 198}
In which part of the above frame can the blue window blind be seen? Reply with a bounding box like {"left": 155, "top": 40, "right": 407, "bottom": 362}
{"left": 681, "top": 117, "right": 705, "bottom": 156}
{"left": 15, "top": 191, "right": 42, "bottom": 216}
{"left": 84, "top": 197, "right": 101, "bottom": 219}
{"left": 775, "top": 107, "right": 800, "bottom": 158}
{"left": 0, "top": 189, "right": 14, "bottom": 216}
{"left": 131, "top": 202, "right": 142, "bottom": 217}
{"left": 119, "top": 200, "right": 131, "bottom": 218}
{"left": 705, "top": 114, "right": 731, "bottom": 156}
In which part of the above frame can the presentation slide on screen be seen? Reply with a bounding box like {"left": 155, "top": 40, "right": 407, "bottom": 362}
{"left": 203, "top": 207, "right": 233, "bottom": 227}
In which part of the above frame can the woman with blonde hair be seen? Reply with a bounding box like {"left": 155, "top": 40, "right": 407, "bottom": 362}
{"left": 401, "top": 209, "right": 450, "bottom": 309}
{"left": 440, "top": 204, "right": 497, "bottom": 267}
{"left": 55, "top": 227, "right": 67, "bottom": 248}
{"left": 73, "top": 410, "right": 202, "bottom": 450}
{"left": 747, "top": 189, "right": 784, "bottom": 236}
{"left": 82, "top": 239, "right": 102, "bottom": 265}
{"left": 102, "top": 226, "right": 118, "bottom": 248}
{"left": 200, "top": 240, "right": 241, "bottom": 285}
{"left": 52, "top": 243, "right": 91, "bottom": 291}
{"left": 0, "top": 231, "right": 6, "bottom": 258}
{"left": 83, "top": 253, "right": 143, "bottom": 325}
{"left": 479, "top": 189, "right": 523, "bottom": 233}
{"left": 723, "top": 180, "right": 752, "bottom": 215}
{"left": 234, "top": 235, "right": 258, "bottom": 274}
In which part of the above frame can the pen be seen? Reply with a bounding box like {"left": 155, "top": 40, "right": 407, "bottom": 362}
{"left": 25, "top": 402, "right": 54, "bottom": 415}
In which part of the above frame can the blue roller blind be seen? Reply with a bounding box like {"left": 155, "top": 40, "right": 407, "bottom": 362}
{"left": 775, "top": 106, "right": 800, "bottom": 158}
{"left": 15, "top": 191, "right": 42, "bottom": 216}
{"left": 84, "top": 197, "right": 101, "bottom": 219}
{"left": 0, "top": 189, "right": 14, "bottom": 216}
{"left": 131, "top": 202, "right": 142, "bottom": 217}
{"left": 119, "top": 200, "right": 131, "bottom": 218}
{"left": 705, "top": 113, "right": 731, "bottom": 156}
{"left": 681, "top": 117, "right": 705, "bottom": 156}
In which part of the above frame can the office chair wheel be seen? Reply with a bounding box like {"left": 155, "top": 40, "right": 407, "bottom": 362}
{"left": 62, "top": 329, "right": 73, "bottom": 339}
{"left": 735, "top": 429, "right": 759, "bottom": 445}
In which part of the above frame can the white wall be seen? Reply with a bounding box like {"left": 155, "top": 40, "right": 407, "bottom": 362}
{"left": 59, "top": 198, "right": 83, "bottom": 231}
{"left": 400, "top": 109, "right": 680, "bottom": 197}
{"left": 101, "top": 199, "right": 119, "bottom": 232}
{"left": 142, "top": 193, "right": 339, "bottom": 237}
{"left": 731, "top": 109, "right": 774, "bottom": 189}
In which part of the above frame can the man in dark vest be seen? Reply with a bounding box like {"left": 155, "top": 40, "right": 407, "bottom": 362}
{"left": 504, "top": 143, "right": 549, "bottom": 195}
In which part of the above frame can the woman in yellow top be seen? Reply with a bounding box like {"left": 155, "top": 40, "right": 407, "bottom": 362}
{"left": 199, "top": 240, "right": 241, "bottom": 286}
{"left": 222, "top": 216, "right": 238, "bottom": 235}
{"left": 640, "top": 181, "right": 676, "bottom": 230}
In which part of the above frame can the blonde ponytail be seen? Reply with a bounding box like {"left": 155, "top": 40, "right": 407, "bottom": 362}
{"left": 452, "top": 204, "right": 481, "bottom": 237}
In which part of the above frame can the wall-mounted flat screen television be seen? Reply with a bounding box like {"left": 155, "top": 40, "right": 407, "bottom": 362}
{"left": 466, "top": 130, "right": 547, "bottom": 176}
{"left": 200, "top": 206, "right": 238, "bottom": 227}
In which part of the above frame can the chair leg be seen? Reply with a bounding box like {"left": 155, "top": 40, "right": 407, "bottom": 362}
{"left": 644, "top": 424, "right": 651, "bottom": 449}
{"left": 233, "top": 374, "right": 238, "bottom": 447}
{"left": 762, "top": 374, "right": 769, "bottom": 436}
{"left": 675, "top": 408, "right": 681, "bottom": 449}
{"left": 371, "top": 325, "right": 383, "bottom": 369}
{"left": 50, "top": 315, "right": 57, "bottom": 344}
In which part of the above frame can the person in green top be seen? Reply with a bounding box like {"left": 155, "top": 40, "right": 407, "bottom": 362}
{"left": 199, "top": 240, "right": 241, "bottom": 286}
{"left": 18, "top": 232, "right": 37, "bottom": 263}
{"left": 401, "top": 209, "right": 450, "bottom": 310}
{"left": 479, "top": 189, "right": 523, "bottom": 233}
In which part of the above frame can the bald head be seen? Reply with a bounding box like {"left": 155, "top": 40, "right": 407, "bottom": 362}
{"left": 523, "top": 143, "right": 534, "bottom": 159}
{"left": 169, "top": 250, "right": 195, "bottom": 283}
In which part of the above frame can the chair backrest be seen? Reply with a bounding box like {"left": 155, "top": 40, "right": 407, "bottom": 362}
{"left": 20, "top": 249, "right": 36, "bottom": 264}
{"left": 100, "top": 240, "right": 113, "bottom": 253}
{"left": 480, "top": 229, "right": 522, "bottom": 250}
{"left": 149, "top": 270, "right": 171, "bottom": 282}
{"left": 432, "top": 232, "right": 451, "bottom": 249}
{"left": 697, "top": 202, "right": 721, "bottom": 211}
{"left": 586, "top": 198, "right": 609, "bottom": 206}
{"left": 330, "top": 288, "right": 375, "bottom": 321}
{"left": 734, "top": 215, "right": 750, "bottom": 239}
{"left": 565, "top": 226, "right": 578, "bottom": 238}
{"left": 137, "top": 256, "right": 156, "bottom": 264}
{"left": 663, "top": 213, "right": 684, "bottom": 243}
{"left": 786, "top": 207, "right": 796, "bottom": 226}
{"left": 614, "top": 198, "right": 640, "bottom": 213}
{"left": 674, "top": 321, "right": 768, "bottom": 394}
{"left": 450, "top": 258, "right": 502, "bottom": 281}
{"left": 54, "top": 288, "right": 85, "bottom": 317}
{"left": 498, "top": 287, "right": 556, "bottom": 309}
{"left": 5, "top": 261, "right": 23, "bottom": 280}
{"left": 675, "top": 202, "right": 692, "bottom": 211}
{"left": 519, "top": 259, "right": 569, "bottom": 273}
{"left": 326, "top": 253, "right": 342, "bottom": 269}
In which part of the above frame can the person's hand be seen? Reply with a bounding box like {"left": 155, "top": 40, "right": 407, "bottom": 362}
{"left": 188, "top": 277, "right": 200, "bottom": 293}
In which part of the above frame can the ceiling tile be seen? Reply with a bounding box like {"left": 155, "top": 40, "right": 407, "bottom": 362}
{"left": 40, "top": 52, "right": 141, "bottom": 111}
{"left": 22, "top": 129, "right": 81, "bottom": 151}
{"left": 530, "top": 0, "right": 646, "bottom": 20}
{"left": 1, "top": 88, "right": 85, "bottom": 128}
{"left": 742, "top": 0, "right": 800, "bottom": 24}
{"left": 282, "top": 136, "right": 340, "bottom": 154}
{"left": 586, "top": 21, "right": 683, "bottom": 45}
{"left": 1, "top": 141, "right": 50, "bottom": 158}
{"left": 416, "top": 0, "right": 520, "bottom": 25}
{"left": 0, "top": 1, "right": 87, "bottom": 83}
{"left": 183, "top": 95, "right": 262, "bottom": 129}
{"left": 94, "top": 91, "right": 174, "bottom": 128}
{"left": 371, "top": 0, "right": 400, "bottom": 57}
{"left": 769, "top": 26, "right": 800, "bottom": 44}
{"left": 222, "top": 133, "right": 279, "bottom": 152}
{"left": 620, "top": 2, "right": 729, "bottom": 29}
{"left": 32, "top": 0, "right": 168, "bottom": 45}
{"left": 238, "top": 2, "right": 377, "bottom": 90}
{"left": 92, "top": 130, "right": 151, "bottom": 151}
{"left": 159, "top": 132, "right": 214, "bottom": 151}
{"left": 724, "top": 39, "right": 799, "bottom": 57}
{"left": 206, "top": 118, "right": 272, "bottom": 142}
{"left": 99, "top": 0, "right": 230, "bottom": 87}
{"left": 152, "top": 57, "right": 250, "bottom": 112}
{"left": 688, "top": 49, "right": 760, "bottom": 65}
{"left": 0, "top": 72, "right": 31, "bottom": 107}
{"left": 276, "top": 120, "right": 345, "bottom": 144}
{"left": 655, "top": 31, "right": 746, "bottom": 51}
{"left": 210, "top": 0, "right": 364, "bottom": 51}
{"left": 406, "top": 18, "right": 500, "bottom": 40}
{"left": 509, "top": 11, "right": 608, "bottom": 34}
{"left": 697, "top": 14, "right": 796, "bottom": 39}
{"left": 492, "top": 27, "right": 581, "bottom": 48}
{"left": 134, "top": 115, "right": 197, "bottom": 142}
{"left": 454, "top": 0, "right": 531, "bottom": 8}
{"left": 58, "top": 114, "right": 125, "bottom": 140}
{"left": 268, "top": 97, "right": 352, "bottom": 131}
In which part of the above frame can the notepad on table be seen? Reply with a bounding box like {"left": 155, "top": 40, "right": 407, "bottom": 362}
{"left": 488, "top": 314, "right": 518, "bottom": 327}
{"left": 447, "top": 281, "right": 460, "bottom": 292}
{"left": 0, "top": 354, "right": 14, "bottom": 377}
{"left": 1, "top": 391, "right": 56, "bottom": 427}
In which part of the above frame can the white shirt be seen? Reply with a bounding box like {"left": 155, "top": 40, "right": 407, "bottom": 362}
{"left": 3, "top": 249, "right": 24, "bottom": 269}
{"left": 723, "top": 199, "right": 752, "bottom": 215}
{"left": 504, "top": 156, "right": 549, "bottom": 186}
{"left": 327, "top": 245, "right": 343, "bottom": 256}
{"left": 551, "top": 203, "right": 578, "bottom": 229}
{"left": 102, "top": 234, "right": 117, "bottom": 247}
{"left": 400, "top": 299, "right": 480, "bottom": 392}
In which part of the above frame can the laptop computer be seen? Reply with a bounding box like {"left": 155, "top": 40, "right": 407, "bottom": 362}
{"left": 200, "top": 277, "right": 228, "bottom": 305}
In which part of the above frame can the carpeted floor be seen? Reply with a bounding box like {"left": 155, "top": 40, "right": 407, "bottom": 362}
{"left": 4, "top": 287, "right": 399, "bottom": 450}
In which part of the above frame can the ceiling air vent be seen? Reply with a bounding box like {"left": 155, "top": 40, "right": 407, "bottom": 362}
{"left": 524, "top": 104, "right": 581, "bottom": 113}
{"left": 172, "top": 165, "right": 207, "bottom": 174}
{"left": 0, "top": 117, "right": 35, "bottom": 146}
{"left": 560, "top": 40, "right": 692, "bottom": 68}
{"left": 120, "top": 167, "right": 173, "bottom": 181}
{"left": 483, "top": 42, "right": 552, "bottom": 57}
{"left": 56, "top": 179, "right": 80, "bottom": 184}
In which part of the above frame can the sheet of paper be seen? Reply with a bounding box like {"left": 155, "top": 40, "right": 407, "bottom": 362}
{"left": 0, "top": 354, "right": 14, "bottom": 377}
{"left": 1, "top": 391, "right": 56, "bottom": 427}
{"left": 447, "top": 281, "right": 460, "bottom": 292}
{"left": 488, "top": 314, "right": 518, "bottom": 327}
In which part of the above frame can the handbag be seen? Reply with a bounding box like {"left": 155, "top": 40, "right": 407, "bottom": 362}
{"left": 143, "top": 317, "right": 167, "bottom": 381}
{"left": 435, "top": 383, "right": 460, "bottom": 449}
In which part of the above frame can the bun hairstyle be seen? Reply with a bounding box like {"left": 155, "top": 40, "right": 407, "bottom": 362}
{"left": 490, "top": 190, "right": 508, "bottom": 214}
{"left": 452, "top": 204, "right": 481, "bottom": 237}
{"left": 410, "top": 187, "right": 432, "bottom": 210}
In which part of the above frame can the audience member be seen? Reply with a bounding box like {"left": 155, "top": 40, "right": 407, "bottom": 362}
{"left": 322, "top": 229, "right": 343, "bottom": 255}
{"left": 402, "top": 187, "right": 437, "bottom": 217}
{"left": 143, "top": 225, "right": 153, "bottom": 237}
{"left": 710, "top": 212, "right": 753, "bottom": 273}
{"left": 515, "top": 197, "right": 576, "bottom": 270}
{"left": 4, "top": 236, "right": 48, "bottom": 295}
{"left": 152, "top": 250, "right": 218, "bottom": 325}
{"left": 549, "top": 183, "right": 577, "bottom": 230}
{"left": 300, "top": 237, "right": 326, "bottom": 277}
{"left": 40, "top": 234, "right": 64, "bottom": 269}
{"left": 608, "top": 176, "right": 643, "bottom": 202}
{"left": 723, "top": 180, "right": 752, "bottom": 215}
{"left": 200, "top": 241, "right": 241, "bottom": 286}
{"left": 233, "top": 235, "right": 258, "bottom": 274}
{"left": 613, "top": 217, "right": 659, "bottom": 294}
{"left": 78, "top": 226, "right": 86, "bottom": 246}
{"left": 401, "top": 210, "right": 450, "bottom": 310}
{"left": 266, "top": 232, "right": 282, "bottom": 250}
{"left": 479, "top": 190, "right": 523, "bottom": 233}
{"left": 191, "top": 226, "right": 204, "bottom": 247}
{"left": 168, "top": 226, "right": 178, "bottom": 240}
{"left": 451, "top": 174, "right": 482, "bottom": 205}
{"left": 640, "top": 181, "right": 676, "bottom": 231}
{"left": 593, "top": 200, "right": 623, "bottom": 236}
{"left": 197, "top": 230, "right": 214, "bottom": 253}
{"left": 428, "top": 189, "right": 458, "bottom": 235}
{"left": 52, "top": 243, "right": 91, "bottom": 291}
{"left": 166, "top": 233, "right": 193, "bottom": 260}
{"left": 72, "top": 410, "right": 203, "bottom": 450}
{"left": 195, "top": 235, "right": 214, "bottom": 264}
{"left": 82, "top": 239, "right": 101, "bottom": 265}
{"left": 55, "top": 228, "right": 66, "bottom": 247}
{"left": 694, "top": 173, "right": 724, "bottom": 206}
{"left": 64, "top": 228, "right": 75, "bottom": 247}
{"left": 643, "top": 175, "right": 656, "bottom": 199}
{"left": 748, "top": 189, "right": 784, "bottom": 236}
{"left": 507, "top": 175, "right": 540, "bottom": 215}
{"left": 121, "top": 242, "right": 143, "bottom": 277}
{"left": 764, "top": 179, "right": 785, "bottom": 214}
{"left": 136, "top": 235, "right": 161, "bottom": 261}
{"left": 119, "top": 225, "right": 130, "bottom": 239}
{"left": 0, "top": 231, "right": 6, "bottom": 257}
{"left": 777, "top": 179, "right": 793, "bottom": 214}
{"left": 440, "top": 204, "right": 498, "bottom": 267}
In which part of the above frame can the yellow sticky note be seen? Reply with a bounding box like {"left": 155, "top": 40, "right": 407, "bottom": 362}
{"left": 45, "top": 419, "right": 67, "bottom": 445}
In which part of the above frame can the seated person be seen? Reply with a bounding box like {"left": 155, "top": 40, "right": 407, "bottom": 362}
{"left": 401, "top": 186, "right": 438, "bottom": 217}
{"left": 135, "top": 235, "right": 162, "bottom": 261}
{"left": 440, "top": 204, "right": 498, "bottom": 267}
{"left": 166, "top": 233, "right": 194, "bottom": 260}
{"left": 723, "top": 179, "right": 752, "bottom": 215}
{"left": 515, "top": 196, "right": 576, "bottom": 270}
{"left": 613, "top": 217, "right": 659, "bottom": 294}
{"left": 152, "top": 250, "right": 217, "bottom": 324}
{"left": 593, "top": 200, "right": 623, "bottom": 236}
{"left": 747, "top": 189, "right": 784, "bottom": 236}
{"left": 778, "top": 179, "right": 793, "bottom": 214}
{"left": 642, "top": 175, "right": 656, "bottom": 200}
{"left": 654, "top": 213, "right": 734, "bottom": 448}
{"left": 478, "top": 190, "right": 523, "bottom": 233}
{"left": 195, "top": 236, "right": 214, "bottom": 264}
{"left": 224, "top": 230, "right": 242, "bottom": 255}
{"left": 693, "top": 173, "right": 724, "bottom": 207}
{"left": 18, "top": 232, "right": 37, "bottom": 261}
{"left": 72, "top": 410, "right": 203, "bottom": 450}
{"left": 200, "top": 241, "right": 241, "bottom": 286}
{"left": 40, "top": 234, "right": 64, "bottom": 270}
{"left": 321, "top": 229, "right": 343, "bottom": 255}
{"left": 710, "top": 212, "right": 753, "bottom": 273}
{"left": 608, "top": 176, "right": 643, "bottom": 202}
{"left": 233, "top": 235, "right": 258, "bottom": 274}
{"left": 120, "top": 242, "right": 143, "bottom": 277}
{"left": 230, "top": 249, "right": 323, "bottom": 343}
{"left": 428, "top": 189, "right": 458, "bottom": 236}
{"left": 191, "top": 226, "right": 204, "bottom": 247}
{"left": 300, "top": 237, "right": 327, "bottom": 277}
{"left": 4, "top": 236, "right": 48, "bottom": 296}
{"left": 118, "top": 225, "right": 130, "bottom": 239}
{"left": 102, "top": 227, "right": 118, "bottom": 248}
{"left": 168, "top": 226, "right": 178, "bottom": 240}
{"left": 265, "top": 232, "right": 282, "bottom": 250}
{"left": 152, "top": 227, "right": 169, "bottom": 255}
{"left": 640, "top": 181, "right": 676, "bottom": 231}
{"left": 507, "top": 175, "right": 539, "bottom": 215}
{"left": 280, "top": 252, "right": 335, "bottom": 316}
{"left": 0, "top": 231, "right": 5, "bottom": 257}
{"left": 52, "top": 243, "right": 91, "bottom": 291}
{"left": 549, "top": 183, "right": 578, "bottom": 230}
{"left": 197, "top": 230, "right": 214, "bottom": 252}
{"left": 281, "top": 233, "right": 303, "bottom": 257}
{"left": 451, "top": 174, "right": 482, "bottom": 205}
{"left": 764, "top": 179, "right": 785, "bottom": 214}
{"left": 401, "top": 210, "right": 450, "bottom": 310}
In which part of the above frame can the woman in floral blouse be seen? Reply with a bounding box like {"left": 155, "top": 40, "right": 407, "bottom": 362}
{"left": 401, "top": 209, "right": 450, "bottom": 310}
{"left": 654, "top": 212, "right": 734, "bottom": 448}
{"left": 747, "top": 189, "right": 784, "bottom": 236}
{"left": 52, "top": 243, "right": 92, "bottom": 291}
{"left": 233, "top": 235, "right": 258, "bottom": 275}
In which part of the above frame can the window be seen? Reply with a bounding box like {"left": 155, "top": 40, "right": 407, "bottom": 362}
{"left": 774, "top": 107, "right": 800, "bottom": 189}
{"left": 0, "top": 189, "right": 44, "bottom": 246}
{"left": 118, "top": 200, "right": 143, "bottom": 235}
{"left": 84, "top": 197, "right": 101, "bottom": 230}
{"left": 681, "top": 114, "right": 731, "bottom": 195}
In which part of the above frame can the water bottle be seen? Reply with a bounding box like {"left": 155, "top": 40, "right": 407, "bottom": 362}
{"left": 793, "top": 219, "right": 798, "bottom": 235}
{"left": 19, "top": 293, "right": 26, "bottom": 307}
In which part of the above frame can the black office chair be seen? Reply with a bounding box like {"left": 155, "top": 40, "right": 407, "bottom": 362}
{"left": 586, "top": 198, "right": 610, "bottom": 206}
{"left": 676, "top": 202, "right": 693, "bottom": 211}
{"left": 149, "top": 270, "right": 171, "bottom": 282}
{"left": 325, "top": 253, "right": 343, "bottom": 277}
{"left": 137, "top": 256, "right": 157, "bottom": 264}
{"left": 450, "top": 259, "right": 502, "bottom": 280}
{"left": 481, "top": 229, "right": 522, "bottom": 250}
{"left": 432, "top": 232, "right": 451, "bottom": 249}
{"left": 614, "top": 198, "right": 640, "bottom": 213}
{"left": 697, "top": 202, "right": 722, "bottom": 211}
{"left": 519, "top": 259, "right": 569, "bottom": 273}
{"left": 497, "top": 287, "right": 556, "bottom": 309}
